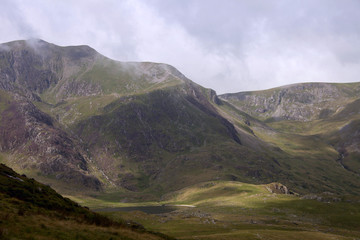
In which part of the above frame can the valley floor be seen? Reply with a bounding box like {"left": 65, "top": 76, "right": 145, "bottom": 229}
{"left": 71, "top": 181, "right": 360, "bottom": 240}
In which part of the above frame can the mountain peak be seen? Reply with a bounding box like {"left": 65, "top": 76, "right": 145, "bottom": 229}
{"left": 1, "top": 39, "right": 52, "bottom": 51}
{"left": 0, "top": 39, "right": 99, "bottom": 59}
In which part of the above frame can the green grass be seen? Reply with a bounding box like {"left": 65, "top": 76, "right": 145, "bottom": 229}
{"left": 0, "top": 163, "right": 174, "bottom": 240}
{"left": 40, "top": 58, "right": 185, "bottom": 105}
{"left": 0, "top": 89, "right": 12, "bottom": 114}
{"left": 90, "top": 181, "right": 360, "bottom": 240}
{"left": 35, "top": 94, "right": 120, "bottom": 126}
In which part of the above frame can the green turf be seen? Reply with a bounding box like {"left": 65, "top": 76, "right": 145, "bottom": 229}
{"left": 91, "top": 181, "right": 360, "bottom": 240}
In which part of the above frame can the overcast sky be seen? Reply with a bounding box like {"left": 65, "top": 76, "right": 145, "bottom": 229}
{"left": 1, "top": 0, "right": 360, "bottom": 94}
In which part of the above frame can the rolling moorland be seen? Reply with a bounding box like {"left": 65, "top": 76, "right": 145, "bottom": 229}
{"left": 0, "top": 39, "right": 359, "bottom": 239}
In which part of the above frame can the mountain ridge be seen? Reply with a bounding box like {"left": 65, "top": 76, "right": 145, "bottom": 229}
{"left": 0, "top": 39, "right": 359, "bottom": 199}
{"left": 220, "top": 82, "right": 360, "bottom": 121}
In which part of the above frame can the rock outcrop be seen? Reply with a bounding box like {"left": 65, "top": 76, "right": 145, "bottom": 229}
{"left": 220, "top": 83, "right": 360, "bottom": 121}
{"left": 266, "top": 183, "right": 289, "bottom": 194}
{"left": 0, "top": 93, "right": 101, "bottom": 190}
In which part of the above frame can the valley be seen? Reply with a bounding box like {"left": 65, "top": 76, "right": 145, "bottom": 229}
{"left": 0, "top": 39, "right": 360, "bottom": 239}
{"left": 74, "top": 181, "right": 360, "bottom": 240}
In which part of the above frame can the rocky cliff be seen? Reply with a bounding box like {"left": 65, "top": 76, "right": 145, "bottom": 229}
{"left": 220, "top": 82, "right": 360, "bottom": 121}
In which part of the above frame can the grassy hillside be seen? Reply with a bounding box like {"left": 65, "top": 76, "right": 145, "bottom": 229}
{"left": 0, "top": 163, "right": 173, "bottom": 240}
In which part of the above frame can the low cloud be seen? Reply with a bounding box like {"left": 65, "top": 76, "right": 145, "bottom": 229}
{"left": 1, "top": 0, "right": 360, "bottom": 93}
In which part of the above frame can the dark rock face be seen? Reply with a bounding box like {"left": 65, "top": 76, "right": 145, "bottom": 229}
{"left": 0, "top": 39, "right": 100, "bottom": 102}
{"left": 0, "top": 94, "right": 101, "bottom": 191}
{"left": 266, "top": 183, "right": 289, "bottom": 194}
{"left": 208, "top": 89, "right": 223, "bottom": 105}
{"left": 0, "top": 40, "right": 105, "bottom": 191}
{"left": 0, "top": 40, "right": 61, "bottom": 98}
{"left": 185, "top": 96, "right": 241, "bottom": 145}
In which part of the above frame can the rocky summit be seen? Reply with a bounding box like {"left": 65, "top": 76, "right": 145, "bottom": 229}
{"left": 0, "top": 39, "right": 359, "bottom": 199}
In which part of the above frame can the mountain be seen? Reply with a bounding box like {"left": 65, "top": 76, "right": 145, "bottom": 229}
{"left": 220, "top": 83, "right": 360, "bottom": 192}
{"left": 0, "top": 39, "right": 359, "bottom": 200}
{"left": 0, "top": 163, "right": 173, "bottom": 239}
{"left": 220, "top": 82, "right": 360, "bottom": 122}
{"left": 0, "top": 89, "right": 101, "bottom": 192}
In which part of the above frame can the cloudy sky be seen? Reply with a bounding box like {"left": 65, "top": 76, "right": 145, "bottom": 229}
{"left": 1, "top": 0, "right": 360, "bottom": 93}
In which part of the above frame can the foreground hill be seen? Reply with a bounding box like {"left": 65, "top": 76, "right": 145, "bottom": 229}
{"left": 0, "top": 39, "right": 359, "bottom": 199}
{"left": 0, "top": 163, "right": 173, "bottom": 239}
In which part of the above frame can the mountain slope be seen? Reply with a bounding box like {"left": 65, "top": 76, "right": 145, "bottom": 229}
{"left": 0, "top": 39, "right": 359, "bottom": 199}
{"left": 72, "top": 86, "right": 284, "bottom": 194}
{"left": 0, "top": 39, "right": 279, "bottom": 198}
{"left": 0, "top": 163, "right": 173, "bottom": 240}
{"left": 0, "top": 89, "right": 101, "bottom": 192}
{"left": 220, "top": 82, "right": 360, "bottom": 121}
{"left": 219, "top": 83, "right": 360, "bottom": 194}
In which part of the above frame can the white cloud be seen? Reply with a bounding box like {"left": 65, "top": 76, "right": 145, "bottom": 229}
{"left": 1, "top": 0, "right": 360, "bottom": 93}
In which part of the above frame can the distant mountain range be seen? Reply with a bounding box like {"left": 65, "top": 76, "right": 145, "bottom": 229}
{"left": 0, "top": 39, "right": 359, "bottom": 199}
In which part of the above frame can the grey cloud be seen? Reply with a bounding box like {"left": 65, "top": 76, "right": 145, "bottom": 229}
{"left": 0, "top": 0, "right": 37, "bottom": 39}
{"left": 1, "top": 0, "right": 360, "bottom": 93}
{"left": 131, "top": 0, "right": 360, "bottom": 92}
